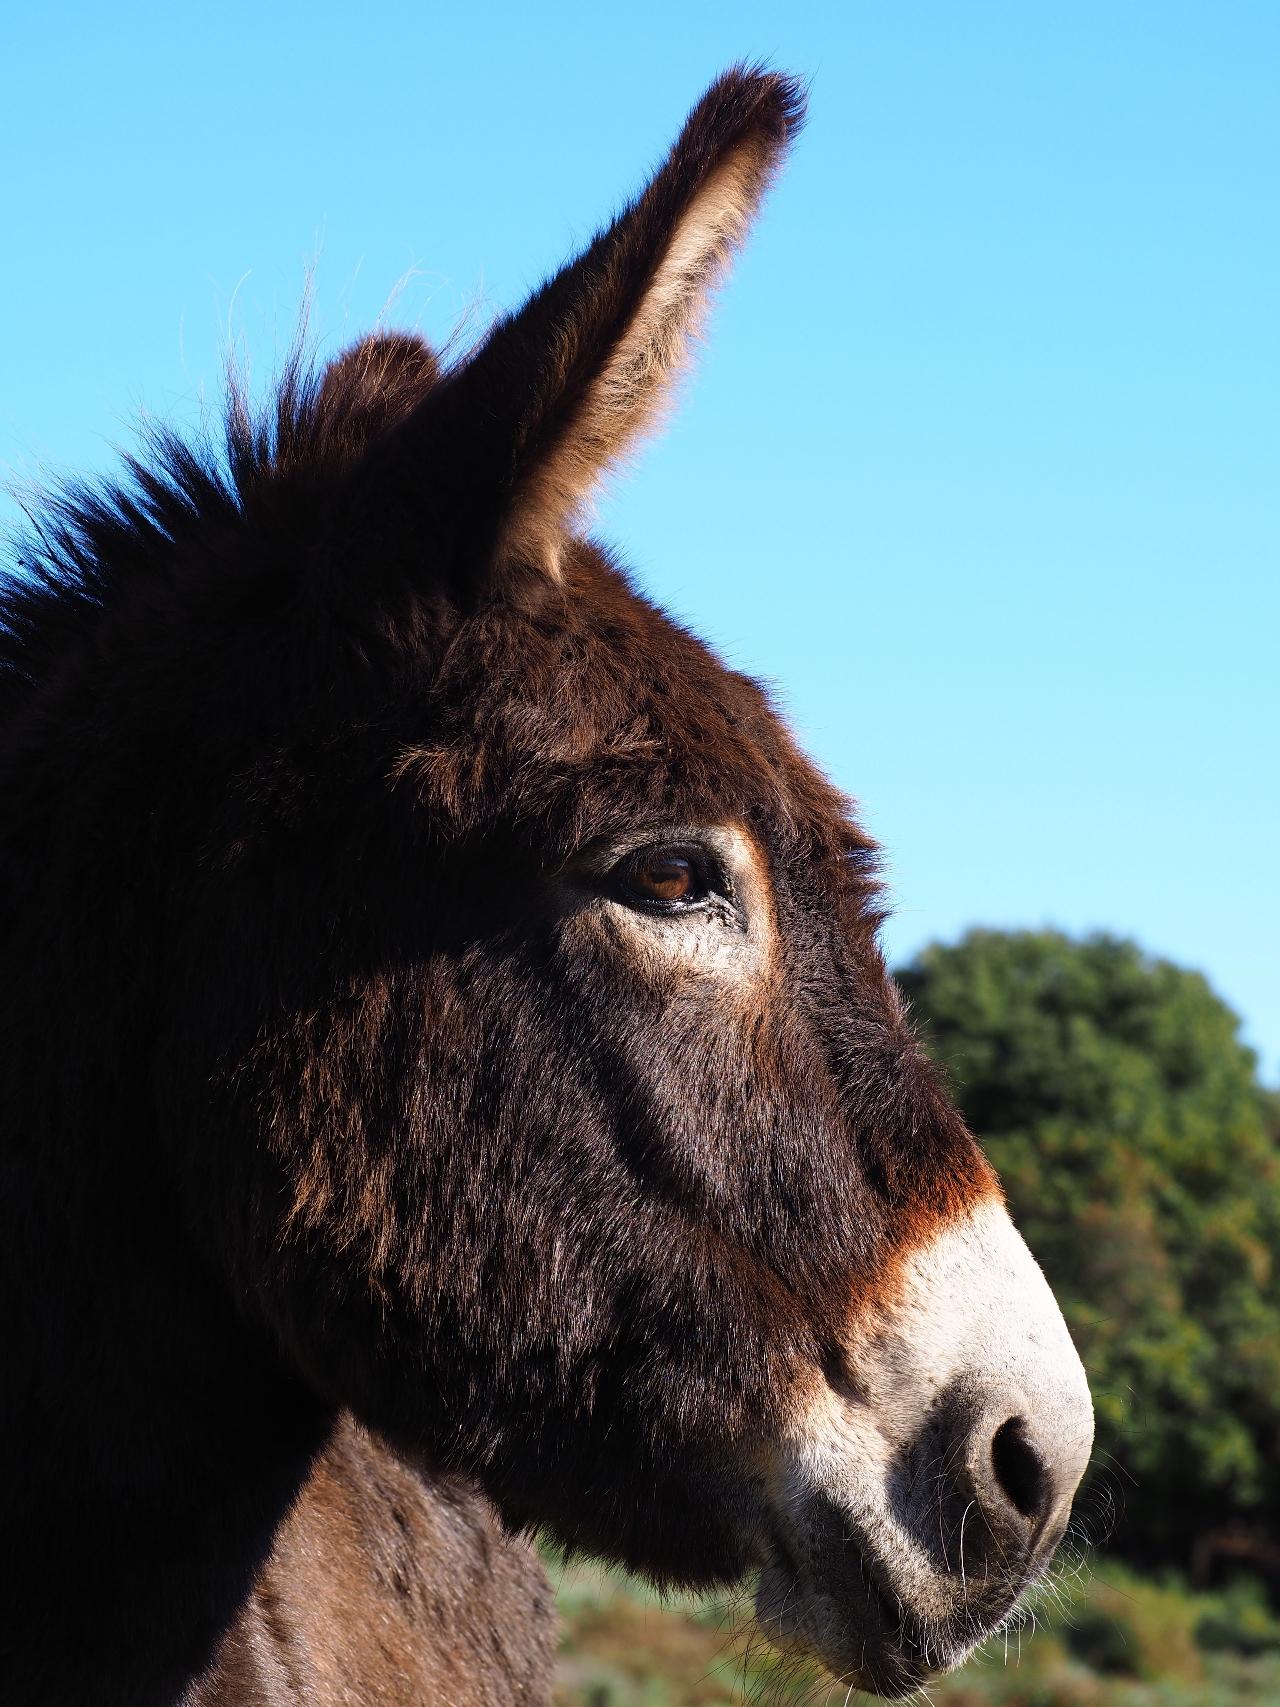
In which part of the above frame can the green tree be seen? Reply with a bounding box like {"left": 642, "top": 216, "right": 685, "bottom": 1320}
{"left": 896, "top": 930, "right": 1280, "bottom": 1570}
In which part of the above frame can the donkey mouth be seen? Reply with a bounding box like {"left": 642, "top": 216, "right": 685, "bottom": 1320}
{"left": 754, "top": 1547, "right": 932, "bottom": 1699}
{"left": 753, "top": 1517, "right": 1021, "bottom": 1698}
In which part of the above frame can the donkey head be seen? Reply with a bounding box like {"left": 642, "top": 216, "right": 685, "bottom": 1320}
{"left": 149, "top": 69, "right": 1092, "bottom": 1695}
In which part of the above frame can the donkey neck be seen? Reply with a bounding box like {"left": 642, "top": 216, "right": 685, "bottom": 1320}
{"left": 1, "top": 1060, "right": 329, "bottom": 1705}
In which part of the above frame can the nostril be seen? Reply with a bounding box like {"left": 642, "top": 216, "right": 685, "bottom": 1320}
{"left": 990, "top": 1417, "right": 1050, "bottom": 1524}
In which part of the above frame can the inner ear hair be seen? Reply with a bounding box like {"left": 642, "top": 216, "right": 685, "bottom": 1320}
{"left": 498, "top": 117, "right": 798, "bottom": 580}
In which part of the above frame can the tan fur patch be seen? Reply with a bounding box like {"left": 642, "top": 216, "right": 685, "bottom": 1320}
{"left": 571, "top": 823, "right": 777, "bottom": 992}
{"left": 500, "top": 142, "right": 778, "bottom": 578}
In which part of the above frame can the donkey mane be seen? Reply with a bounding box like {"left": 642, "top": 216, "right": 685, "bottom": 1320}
{"left": 0, "top": 332, "right": 439, "bottom": 727}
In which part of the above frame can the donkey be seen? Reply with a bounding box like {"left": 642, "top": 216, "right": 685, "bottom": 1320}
{"left": 0, "top": 67, "right": 1093, "bottom": 1705}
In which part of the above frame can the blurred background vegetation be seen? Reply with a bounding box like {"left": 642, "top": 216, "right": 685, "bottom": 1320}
{"left": 552, "top": 929, "right": 1280, "bottom": 1704}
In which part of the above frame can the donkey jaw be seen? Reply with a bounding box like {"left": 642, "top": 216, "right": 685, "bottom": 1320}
{"left": 754, "top": 1199, "right": 1094, "bottom": 1694}
{"left": 754, "top": 1551, "right": 1017, "bottom": 1699}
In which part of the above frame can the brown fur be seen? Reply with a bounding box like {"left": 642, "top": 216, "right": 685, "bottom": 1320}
{"left": 190, "top": 1420, "right": 553, "bottom": 1706}
{"left": 0, "top": 67, "right": 1005, "bottom": 1706}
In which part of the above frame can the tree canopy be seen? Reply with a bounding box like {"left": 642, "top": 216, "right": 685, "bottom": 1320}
{"left": 896, "top": 930, "right": 1280, "bottom": 1570}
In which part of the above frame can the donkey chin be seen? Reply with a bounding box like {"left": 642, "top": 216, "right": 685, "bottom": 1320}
{"left": 754, "top": 1198, "right": 1094, "bottom": 1697}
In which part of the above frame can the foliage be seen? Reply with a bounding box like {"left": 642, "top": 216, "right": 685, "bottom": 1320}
{"left": 1063, "top": 1564, "right": 1204, "bottom": 1682}
{"left": 895, "top": 930, "right": 1280, "bottom": 1568}
{"left": 1195, "top": 1574, "right": 1280, "bottom": 1658}
{"left": 549, "top": 1553, "right": 811, "bottom": 1706}
{"left": 549, "top": 1553, "right": 1280, "bottom": 1707}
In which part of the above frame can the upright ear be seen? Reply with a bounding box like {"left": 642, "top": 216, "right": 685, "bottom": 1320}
{"left": 350, "top": 66, "right": 804, "bottom": 598}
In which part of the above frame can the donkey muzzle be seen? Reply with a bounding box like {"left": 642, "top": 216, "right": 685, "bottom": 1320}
{"left": 756, "top": 1198, "right": 1093, "bottom": 1694}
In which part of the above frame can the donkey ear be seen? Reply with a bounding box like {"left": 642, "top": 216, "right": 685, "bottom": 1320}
{"left": 354, "top": 66, "right": 805, "bottom": 594}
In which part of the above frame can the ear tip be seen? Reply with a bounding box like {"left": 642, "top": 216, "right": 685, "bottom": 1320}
{"left": 744, "top": 64, "right": 810, "bottom": 141}
{"left": 696, "top": 62, "right": 809, "bottom": 153}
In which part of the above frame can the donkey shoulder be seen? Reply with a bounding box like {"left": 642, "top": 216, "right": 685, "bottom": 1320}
{"left": 190, "top": 1416, "right": 556, "bottom": 1706}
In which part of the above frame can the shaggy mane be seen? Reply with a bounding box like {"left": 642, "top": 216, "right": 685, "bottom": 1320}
{"left": 0, "top": 332, "right": 439, "bottom": 728}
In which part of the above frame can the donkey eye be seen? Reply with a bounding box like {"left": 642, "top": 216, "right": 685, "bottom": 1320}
{"left": 612, "top": 845, "right": 721, "bottom": 912}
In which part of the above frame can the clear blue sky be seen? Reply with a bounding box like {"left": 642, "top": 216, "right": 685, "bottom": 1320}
{"left": 4, "top": 3, "right": 1277, "bottom": 1077}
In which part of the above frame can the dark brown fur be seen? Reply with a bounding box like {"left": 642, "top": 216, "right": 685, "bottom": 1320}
{"left": 1, "top": 68, "right": 998, "bottom": 1704}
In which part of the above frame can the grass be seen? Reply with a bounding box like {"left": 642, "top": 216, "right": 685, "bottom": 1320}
{"left": 547, "top": 1553, "right": 1280, "bottom": 1707}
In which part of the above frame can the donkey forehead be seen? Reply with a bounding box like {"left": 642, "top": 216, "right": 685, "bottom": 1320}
{"left": 403, "top": 556, "right": 857, "bottom": 856}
